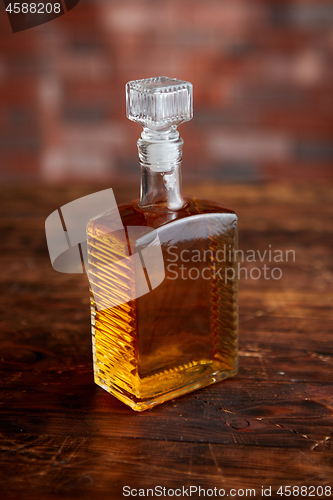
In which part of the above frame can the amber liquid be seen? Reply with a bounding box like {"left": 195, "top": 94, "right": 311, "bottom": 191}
{"left": 87, "top": 198, "right": 238, "bottom": 411}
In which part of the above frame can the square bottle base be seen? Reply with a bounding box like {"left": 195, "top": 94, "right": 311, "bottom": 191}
{"left": 94, "top": 360, "right": 238, "bottom": 411}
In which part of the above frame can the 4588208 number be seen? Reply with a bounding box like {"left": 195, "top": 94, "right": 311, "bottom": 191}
{"left": 6, "top": 3, "right": 61, "bottom": 14}
{"left": 277, "top": 485, "right": 331, "bottom": 496}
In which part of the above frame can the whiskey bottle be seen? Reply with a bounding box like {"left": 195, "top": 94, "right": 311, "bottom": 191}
{"left": 87, "top": 77, "right": 238, "bottom": 411}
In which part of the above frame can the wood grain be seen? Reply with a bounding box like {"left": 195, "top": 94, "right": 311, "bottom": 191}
{"left": 0, "top": 183, "right": 332, "bottom": 500}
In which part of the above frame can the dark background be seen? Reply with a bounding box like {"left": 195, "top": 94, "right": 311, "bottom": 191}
{"left": 0, "top": 0, "right": 332, "bottom": 184}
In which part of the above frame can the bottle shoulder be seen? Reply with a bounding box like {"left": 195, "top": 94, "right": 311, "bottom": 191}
{"left": 88, "top": 197, "right": 237, "bottom": 232}
{"left": 118, "top": 197, "right": 237, "bottom": 228}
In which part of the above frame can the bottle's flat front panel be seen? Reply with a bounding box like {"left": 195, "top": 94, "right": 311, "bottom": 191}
{"left": 136, "top": 213, "right": 238, "bottom": 399}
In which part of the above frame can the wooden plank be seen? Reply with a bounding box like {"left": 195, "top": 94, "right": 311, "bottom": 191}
{"left": 0, "top": 183, "right": 332, "bottom": 499}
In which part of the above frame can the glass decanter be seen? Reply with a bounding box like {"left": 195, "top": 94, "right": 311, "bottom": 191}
{"left": 87, "top": 77, "right": 238, "bottom": 411}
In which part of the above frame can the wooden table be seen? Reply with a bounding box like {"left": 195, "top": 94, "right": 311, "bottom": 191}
{"left": 1, "top": 182, "right": 332, "bottom": 500}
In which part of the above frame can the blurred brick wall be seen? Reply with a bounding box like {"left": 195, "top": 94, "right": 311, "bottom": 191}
{"left": 0, "top": 0, "right": 332, "bottom": 183}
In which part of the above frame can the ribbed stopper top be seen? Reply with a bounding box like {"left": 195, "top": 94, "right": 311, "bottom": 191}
{"left": 126, "top": 76, "right": 193, "bottom": 132}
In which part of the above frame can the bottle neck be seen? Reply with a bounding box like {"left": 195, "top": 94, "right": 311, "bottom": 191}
{"left": 137, "top": 131, "right": 185, "bottom": 210}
